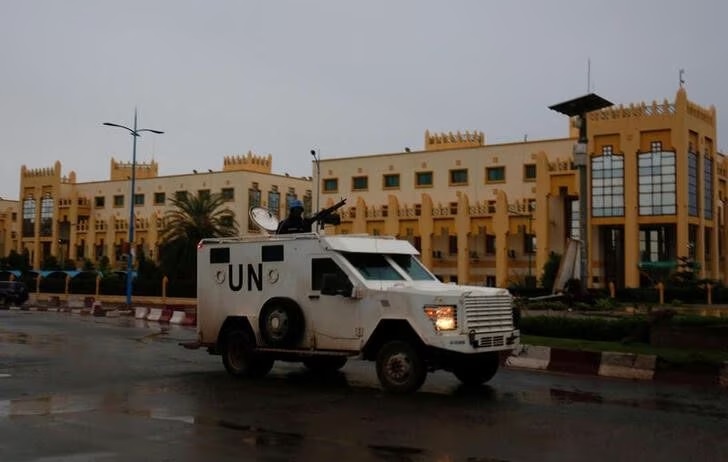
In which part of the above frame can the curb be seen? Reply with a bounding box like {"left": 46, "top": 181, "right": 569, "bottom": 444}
{"left": 506, "top": 344, "right": 727, "bottom": 388}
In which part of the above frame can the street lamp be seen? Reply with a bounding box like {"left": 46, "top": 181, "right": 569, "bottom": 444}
{"left": 103, "top": 109, "right": 164, "bottom": 306}
{"left": 310, "top": 149, "right": 321, "bottom": 231}
{"left": 549, "top": 93, "right": 613, "bottom": 291}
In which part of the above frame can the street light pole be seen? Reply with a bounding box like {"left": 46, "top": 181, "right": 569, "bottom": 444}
{"left": 310, "top": 149, "right": 321, "bottom": 232}
{"left": 103, "top": 109, "right": 164, "bottom": 306}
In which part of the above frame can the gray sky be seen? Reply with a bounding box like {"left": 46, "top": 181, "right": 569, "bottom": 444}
{"left": 1, "top": 0, "right": 726, "bottom": 200}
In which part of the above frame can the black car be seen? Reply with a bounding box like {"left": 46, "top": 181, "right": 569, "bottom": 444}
{"left": 0, "top": 281, "right": 29, "bottom": 306}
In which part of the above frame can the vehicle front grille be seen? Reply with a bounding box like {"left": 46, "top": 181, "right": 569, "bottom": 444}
{"left": 464, "top": 294, "right": 514, "bottom": 335}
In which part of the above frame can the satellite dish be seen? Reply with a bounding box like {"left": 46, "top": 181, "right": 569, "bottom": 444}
{"left": 249, "top": 207, "right": 279, "bottom": 233}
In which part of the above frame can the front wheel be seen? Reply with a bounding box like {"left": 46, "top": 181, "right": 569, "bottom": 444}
{"left": 452, "top": 352, "right": 500, "bottom": 386}
{"left": 222, "top": 329, "right": 274, "bottom": 378}
{"left": 376, "top": 341, "right": 427, "bottom": 394}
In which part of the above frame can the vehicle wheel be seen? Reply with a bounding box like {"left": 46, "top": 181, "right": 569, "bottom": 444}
{"left": 376, "top": 341, "right": 427, "bottom": 394}
{"left": 453, "top": 352, "right": 500, "bottom": 386}
{"left": 259, "top": 303, "right": 304, "bottom": 348}
{"left": 222, "top": 329, "right": 274, "bottom": 378}
{"left": 302, "top": 356, "right": 348, "bottom": 373}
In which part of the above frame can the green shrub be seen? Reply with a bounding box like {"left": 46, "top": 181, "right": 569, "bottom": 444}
{"left": 520, "top": 315, "right": 649, "bottom": 342}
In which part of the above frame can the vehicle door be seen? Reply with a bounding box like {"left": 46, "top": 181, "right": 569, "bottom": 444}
{"left": 305, "top": 255, "right": 361, "bottom": 351}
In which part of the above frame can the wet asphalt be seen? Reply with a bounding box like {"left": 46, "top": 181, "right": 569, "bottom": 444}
{"left": 1, "top": 310, "right": 727, "bottom": 462}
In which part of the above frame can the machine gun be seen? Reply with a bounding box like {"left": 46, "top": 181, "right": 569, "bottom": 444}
{"left": 311, "top": 197, "right": 347, "bottom": 226}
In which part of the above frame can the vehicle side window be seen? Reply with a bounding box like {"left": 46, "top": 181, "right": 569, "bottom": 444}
{"left": 311, "top": 258, "right": 348, "bottom": 291}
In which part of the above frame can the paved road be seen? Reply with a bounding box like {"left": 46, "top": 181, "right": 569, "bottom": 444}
{"left": 1, "top": 310, "right": 727, "bottom": 462}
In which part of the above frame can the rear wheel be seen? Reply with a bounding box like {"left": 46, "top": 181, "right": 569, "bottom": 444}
{"left": 222, "top": 329, "right": 274, "bottom": 378}
{"left": 375, "top": 341, "right": 427, "bottom": 394}
{"left": 302, "top": 356, "right": 347, "bottom": 373}
{"left": 452, "top": 352, "right": 500, "bottom": 386}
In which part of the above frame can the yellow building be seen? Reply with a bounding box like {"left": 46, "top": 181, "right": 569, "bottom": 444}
{"left": 14, "top": 152, "right": 312, "bottom": 270}
{"left": 0, "top": 197, "right": 19, "bottom": 258}
{"left": 3, "top": 87, "right": 725, "bottom": 290}
{"left": 319, "top": 88, "right": 726, "bottom": 289}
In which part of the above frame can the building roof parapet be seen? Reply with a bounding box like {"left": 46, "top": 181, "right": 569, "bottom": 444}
{"left": 223, "top": 151, "right": 273, "bottom": 173}
{"left": 424, "top": 130, "right": 485, "bottom": 151}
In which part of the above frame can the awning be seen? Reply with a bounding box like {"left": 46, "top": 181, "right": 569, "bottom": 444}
{"left": 638, "top": 261, "right": 677, "bottom": 270}
{"left": 0, "top": 270, "right": 22, "bottom": 277}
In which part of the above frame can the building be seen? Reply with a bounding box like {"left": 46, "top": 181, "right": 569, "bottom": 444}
{"left": 13, "top": 152, "right": 312, "bottom": 270}
{"left": 318, "top": 88, "right": 726, "bottom": 289}
{"left": 3, "top": 87, "right": 725, "bottom": 290}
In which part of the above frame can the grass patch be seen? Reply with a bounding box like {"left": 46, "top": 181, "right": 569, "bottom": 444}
{"left": 522, "top": 335, "right": 728, "bottom": 367}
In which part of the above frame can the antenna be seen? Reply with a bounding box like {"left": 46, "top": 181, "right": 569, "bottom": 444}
{"left": 587, "top": 58, "right": 591, "bottom": 93}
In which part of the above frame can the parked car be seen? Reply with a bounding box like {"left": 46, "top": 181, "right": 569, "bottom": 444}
{"left": 0, "top": 281, "right": 29, "bottom": 306}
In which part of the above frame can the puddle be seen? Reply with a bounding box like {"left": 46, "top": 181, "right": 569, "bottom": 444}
{"left": 0, "top": 330, "right": 67, "bottom": 346}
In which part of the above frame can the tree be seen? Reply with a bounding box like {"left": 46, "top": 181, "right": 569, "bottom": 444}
{"left": 158, "top": 191, "right": 239, "bottom": 280}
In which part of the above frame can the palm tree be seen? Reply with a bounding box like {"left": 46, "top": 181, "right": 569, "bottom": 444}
{"left": 158, "top": 191, "right": 239, "bottom": 280}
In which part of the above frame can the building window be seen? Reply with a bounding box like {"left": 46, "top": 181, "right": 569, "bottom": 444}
{"left": 323, "top": 178, "right": 338, "bottom": 193}
{"left": 40, "top": 194, "right": 53, "bottom": 237}
{"left": 487, "top": 201, "right": 496, "bottom": 214}
{"left": 639, "top": 226, "right": 674, "bottom": 262}
{"left": 11, "top": 212, "right": 17, "bottom": 222}
{"left": 154, "top": 192, "right": 166, "bottom": 205}
{"left": 268, "top": 189, "right": 281, "bottom": 216}
{"left": 592, "top": 146, "right": 625, "bottom": 217}
{"left": 485, "top": 166, "right": 505, "bottom": 183}
{"left": 248, "top": 186, "right": 262, "bottom": 232}
{"left": 175, "top": 191, "right": 188, "bottom": 202}
{"left": 523, "top": 233, "right": 536, "bottom": 254}
{"left": 134, "top": 194, "right": 144, "bottom": 206}
{"left": 449, "top": 202, "right": 458, "bottom": 215}
{"left": 524, "top": 164, "right": 537, "bottom": 181}
{"left": 415, "top": 171, "right": 433, "bottom": 187}
{"left": 449, "top": 169, "right": 468, "bottom": 185}
{"left": 113, "top": 195, "right": 124, "bottom": 207}
{"left": 485, "top": 235, "right": 495, "bottom": 255}
{"left": 22, "top": 197, "right": 36, "bottom": 237}
{"left": 704, "top": 156, "right": 713, "bottom": 219}
{"left": 414, "top": 204, "right": 422, "bottom": 216}
{"left": 448, "top": 235, "right": 458, "bottom": 255}
{"left": 383, "top": 174, "right": 400, "bottom": 189}
{"left": 198, "top": 189, "right": 211, "bottom": 200}
{"left": 352, "top": 176, "right": 368, "bottom": 191}
{"left": 688, "top": 151, "right": 698, "bottom": 217}
{"left": 568, "top": 198, "right": 580, "bottom": 240}
{"left": 638, "top": 142, "right": 676, "bottom": 216}
{"left": 221, "top": 188, "right": 234, "bottom": 201}
{"left": 94, "top": 196, "right": 105, "bottom": 208}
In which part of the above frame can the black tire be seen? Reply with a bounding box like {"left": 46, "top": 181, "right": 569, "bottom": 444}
{"left": 453, "top": 352, "right": 500, "bottom": 386}
{"left": 375, "top": 341, "right": 427, "bottom": 394}
{"left": 259, "top": 302, "right": 305, "bottom": 348}
{"left": 302, "top": 356, "right": 348, "bottom": 373}
{"left": 222, "top": 329, "right": 274, "bottom": 378}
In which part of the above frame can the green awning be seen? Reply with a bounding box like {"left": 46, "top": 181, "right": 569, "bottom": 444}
{"left": 638, "top": 260, "right": 677, "bottom": 270}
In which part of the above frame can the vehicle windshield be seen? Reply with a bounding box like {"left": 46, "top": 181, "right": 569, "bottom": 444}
{"left": 341, "top": 252, "right": 405, "bottom": 281}
{"left": 388, "top": 254, "right": 437, "bottom": 281}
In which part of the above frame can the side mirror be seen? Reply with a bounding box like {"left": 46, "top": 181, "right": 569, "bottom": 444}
{"left": 320, "top": 273, "right": 353, "bottom": 297}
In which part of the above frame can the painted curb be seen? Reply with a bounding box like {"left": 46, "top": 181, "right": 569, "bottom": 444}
{"left": 506, "top": 345, "right": 726, "bottom": 388}
{"left": 505, "top": 345, "right": 550, "bottom": 370}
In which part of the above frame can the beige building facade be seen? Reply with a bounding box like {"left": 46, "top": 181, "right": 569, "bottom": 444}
{"left": 2, "top": 88, "right": 726, "bottom": 290}
{"left": 318, "top": 88, "right": 727, "bottom": 289}
{"left": 13, "top": 152, "right": 311, "bottom": 270}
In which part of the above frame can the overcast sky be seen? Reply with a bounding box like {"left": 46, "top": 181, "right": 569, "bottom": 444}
{"left": 1, "top": 0, "right": 726, "bottom": 199}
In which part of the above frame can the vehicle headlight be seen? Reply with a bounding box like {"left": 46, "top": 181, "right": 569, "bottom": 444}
{"left": 423, "top": 305, "right": 457, "bottom": 331}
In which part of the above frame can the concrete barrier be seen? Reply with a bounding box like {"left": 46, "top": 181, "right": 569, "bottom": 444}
{"left": 68, "top": 296, "right": 85, "bottom": 309}
{"left": 134, "top": 307, "right": 150, "bottom": 319}
{"left": 506, "top": 345, "right": 551, "bottom": 370}
{"left": 598, "top": 352, "right": 656, "bottom": 380}
{"left": 146, "top": 308, "right": 163, "bottom": 322}
{"left": 169, "top": 311, "right": 186, "bottom": 324}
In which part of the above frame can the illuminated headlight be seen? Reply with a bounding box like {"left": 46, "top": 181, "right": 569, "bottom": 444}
{"left": 423, "top": 305, "right": 457, "bottom": 331}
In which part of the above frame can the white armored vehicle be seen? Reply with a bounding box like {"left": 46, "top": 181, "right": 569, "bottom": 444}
{"left": 190, "top": 208, "right": 520, "bottom": 393}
